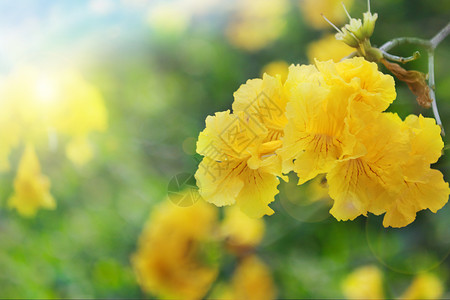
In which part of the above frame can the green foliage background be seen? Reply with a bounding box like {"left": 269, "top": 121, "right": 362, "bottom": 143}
{"left": 0, "top": 0, "right": 449, "bottom": 298}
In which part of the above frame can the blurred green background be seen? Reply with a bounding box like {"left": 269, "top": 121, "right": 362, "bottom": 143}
{"left": 0, "top": 0, "right": 449, "bottom": 298}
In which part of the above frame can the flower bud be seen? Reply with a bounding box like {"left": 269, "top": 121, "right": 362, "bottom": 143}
{"left": 362, "top": 12, "right": 378, "bottom": 38}
{"left": 336, "top": 28, "right": 360, "bottom": 48}
{"left": 345, "top": 18, "right": 365, "bottom": 41}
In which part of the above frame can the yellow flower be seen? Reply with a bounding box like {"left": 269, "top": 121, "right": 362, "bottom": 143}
{"left": 327, "top": 113, "right": 409, "bottom": 221}
{"left": 327, "top": 112, "right": 449, "bottom": 227}
{"left": 382, "top": 115, "right": 449, "bottom": 228}
{"left": 0, "top": 67, "right": 107, "bottom": 166}
{"left": 132, "top": 198, "right": 219, "bottom": 300}
{"left": 300, "top": 0, "right": 354, "bottom": 29}
{"left": 226, "top": 0, "right": 288, "bottom": 51}
{"left": 279, "top": 63, "right": 364, "bottom": 184}
{"left": 195, "top": 110, "right": 282, "bottom": 217}
{"left": 221, "top": 206, "right": 265, "bottom": 250}
{"left": 341, "top": 265, "right": 384, "bottom": 299}
{"left": 8, "top": 144, "right": 56, "bottom": 217}
{"left": 307, "top": 34, "right": 354, "bottom": 63}
{"left": 48, "top": 71, "right": 107, "bottom": 138}
{"left": 232, "top": 255, "right": 276, "bottom": 300}
{"left": 315, "top": 57, "right": 396, "bottom": 115}
{"left": 281, "top": 58, "right": 392, "bottom": 184}
{"left": 399, "top": 273, "right": 444, "bottom": 299}
{"left": 65, "top": 137, "right": 94, "bottom": 167}
{"left": 261, "top": 60, "right": 289, "bottom": 83}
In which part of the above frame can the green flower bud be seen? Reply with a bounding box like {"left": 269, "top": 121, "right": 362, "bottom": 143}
{"left": 345, "top": 18, "right": 365, "bottom": 41}
{"left": 336, "top": 28, "right": 360, "bottom": 48}
{"left": 362, "top": 12, "right": 378, "bottom": 38}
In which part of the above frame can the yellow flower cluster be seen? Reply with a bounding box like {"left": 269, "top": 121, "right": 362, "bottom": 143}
{"left": 132, "top": 191, "right": 274, "bottom": 299}
{"left": 195, "top": 57, "right": 449, "bottom": 227}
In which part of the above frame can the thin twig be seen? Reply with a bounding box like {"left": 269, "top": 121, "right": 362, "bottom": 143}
{"left": 430, "top": 22, "right": 450, "bottom": 49}
{"left": 381, "top": 50, "right": 419, "bottom": 63}
{"left": 428, "top": 50, "right": 445, "bottom": 135}
{"left": 379, "top": 37, "right": 431, "bottom": 52}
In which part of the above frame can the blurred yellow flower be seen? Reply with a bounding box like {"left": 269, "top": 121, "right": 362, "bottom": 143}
{"left": 342, "top": 265, "right": 384, "bottom": 299}
{"left": 65, "top": 137, "right": 94, "bottom": 167}
{"left": 261, "top": 60, "right": 289, "bottom": 83}
{"left": 226, "top": 0, "right": 288, "bottom": 51}
{"left": 299, "top": 0, "right": 354, "bottom": 29}
{"left": 231, "top": 255, "right": 276, "bottom": 300}
{"left": 0, "top": 67, "right": 107, "bottom": 168}
{"left": 221, "top": 206, "right": 265, "bottom": 251}
{"left": 8, "top": 144, "right": 56, "bottom": 217}
{"left": 132, "top": 198, "right": 219, "bottom": 299}
{"left": 400, "top": 273, "right": 444, "bottom": 299}
{"left": 307, "top": 34, "right": 354, "bottom": 63}
{"left": 343, "top": 266, "right": 445, "bottom": 299}
{"left": 48, "top": 71, "right": 107, "bottom": 138}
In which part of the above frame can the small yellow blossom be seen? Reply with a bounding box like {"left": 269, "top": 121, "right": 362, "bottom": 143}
{"left": 226, "top": 0, "right": 288, "bottom": 51}
{"left": 399, "top": 273, "right": 444, "bottom": 299}
{"left": 341, "top": 265, "right": 384, "bottom": 299}
{"left": 8, "top": 144, "right": 56, "bottom": 217}
{"left": 307, "top": 34, "right": 354, "bottom": 63}
{"left": 132, "top": 198, "right": 219, "bottom": 299}
{"left": 221, "top": 206, "right": 265, "bottom": 249}
{"left": 300, "top": 0, "right": 354, "bottom": 29}
{"left": 261, "top": 60, "right": 289, "bottom": 83}
{"left": 232, "top": 255, "right": 276, "bottom": 300}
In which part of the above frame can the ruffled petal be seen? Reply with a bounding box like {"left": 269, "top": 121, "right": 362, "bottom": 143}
{"left": 195, "top": 158, "right": 245, "bottom": 207}
{"left": 383, "top": 169, "right": 450, "bottom": 228}
{"left": 232, "top": 74, "right": 287, "bottom": 140}
{"left": 197, "top": 110, "right": 267, "bottom": 161}
{"left": 235, "top": 168, "right": 280, "bottom": 218}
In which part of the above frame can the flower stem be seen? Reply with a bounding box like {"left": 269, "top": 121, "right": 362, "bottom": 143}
{"left": 380, "top": 50, "right": 419, "bottom": 63}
